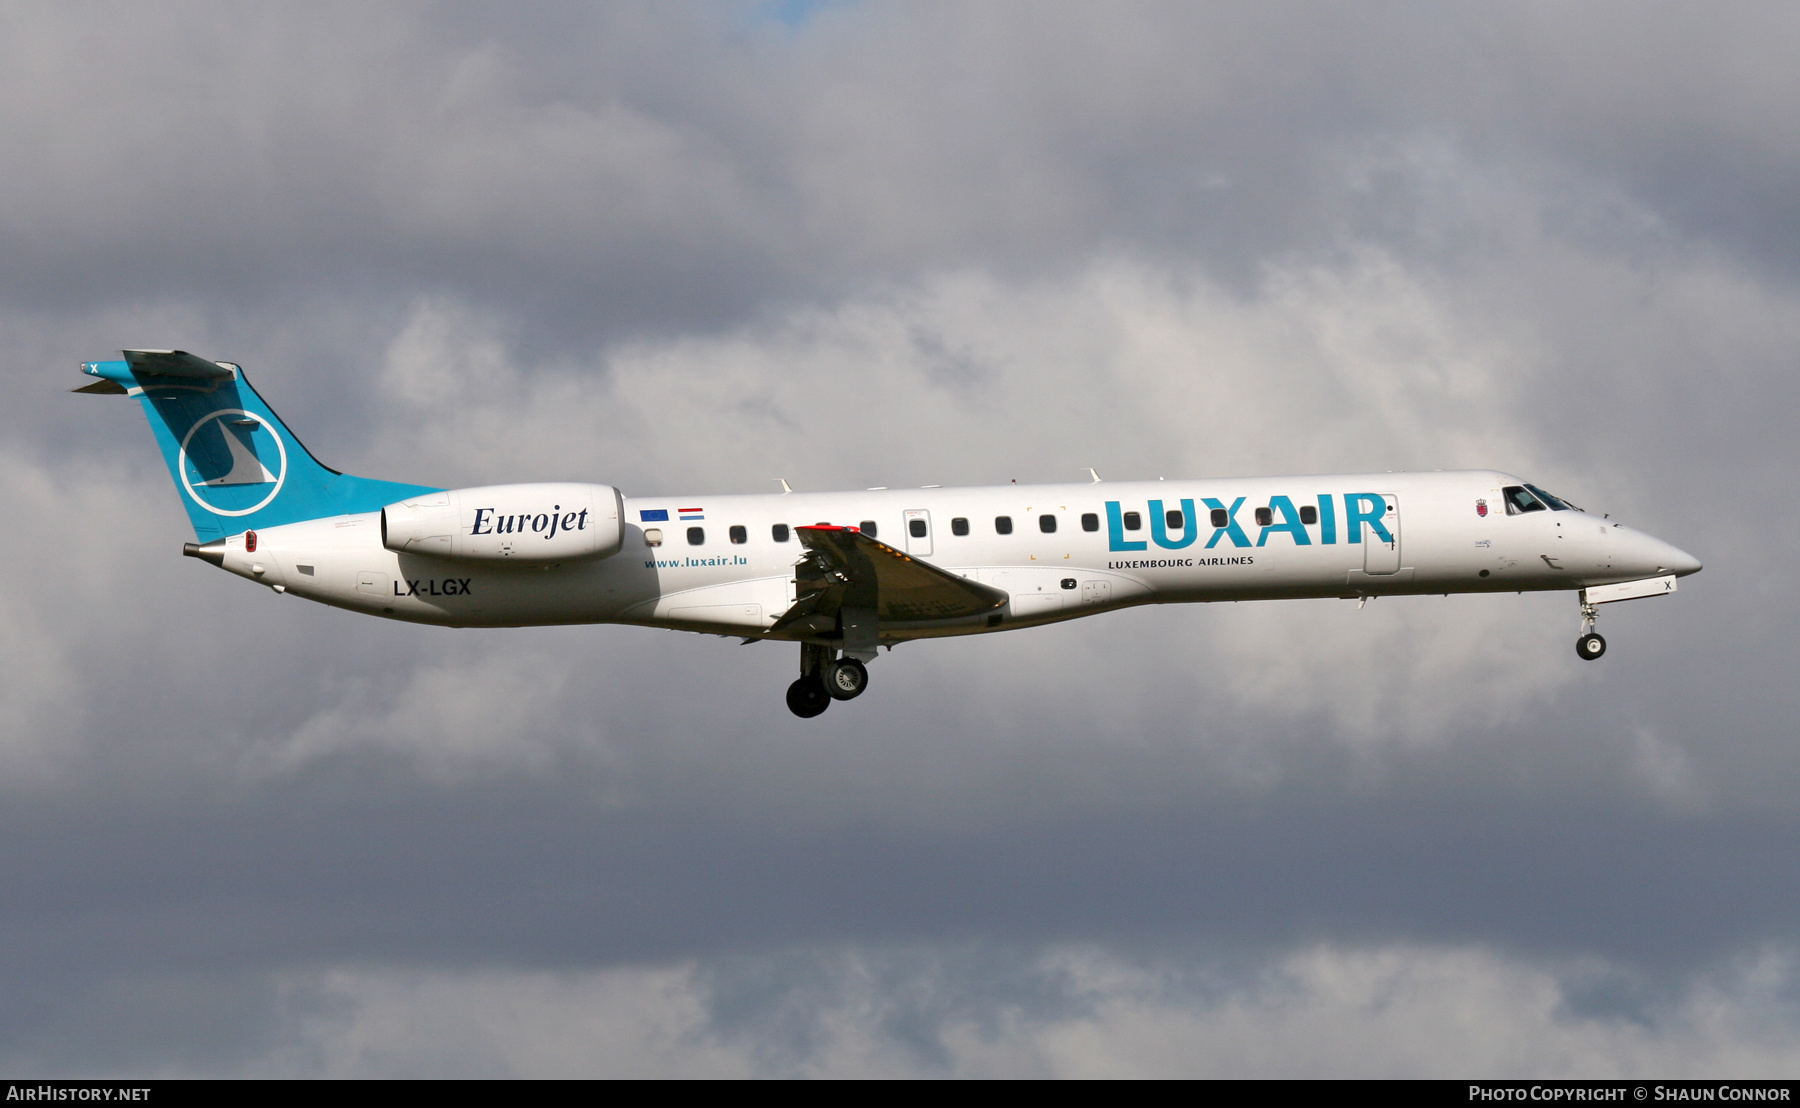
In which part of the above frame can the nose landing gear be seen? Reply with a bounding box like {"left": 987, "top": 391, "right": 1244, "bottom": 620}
{"left": 1576, "top": 597, "right": 1607, "bottom": 661}
{"left": 787, "top": 643, "right": 872, "bottom": 717}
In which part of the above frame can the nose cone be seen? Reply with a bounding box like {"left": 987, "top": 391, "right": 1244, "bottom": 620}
{"left": 1663, "top": 542, "right": 1703, "bottom": 577}
{"left": 1624, "top": 528, "right": 1702, "bottom": 578}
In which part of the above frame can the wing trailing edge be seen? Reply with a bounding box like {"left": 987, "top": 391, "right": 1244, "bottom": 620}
{"left": 771, "top": 525, "right": 1007, "bottom": 637}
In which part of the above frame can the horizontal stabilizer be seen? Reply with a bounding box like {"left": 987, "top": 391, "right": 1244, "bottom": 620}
{"left": 123, "top": 349, "right": 234, "bottom": 379}
{"left": 71, "top": 378, "right": 127, "bottom": 395}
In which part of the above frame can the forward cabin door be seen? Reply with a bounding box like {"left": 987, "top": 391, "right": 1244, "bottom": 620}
{"left": 1363, "top": 494, "right": 1402, "bottom": 575}
{"left": 903, "top": 509, "right": 933, "bottom": 557}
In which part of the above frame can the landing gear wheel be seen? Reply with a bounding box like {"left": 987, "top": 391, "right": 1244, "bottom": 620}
{"left": 786, "top": 676, "right": 831, "bottom": 718}
{"left": 823, "top": 657, "right": 869, "bottom": 701}
{"left": 1576, "top": 632, "right": 1607, "bottom": 661}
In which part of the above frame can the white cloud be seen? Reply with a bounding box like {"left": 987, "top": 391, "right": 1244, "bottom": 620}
{"left": 239, "top": 643, "right": 616, "bottom": 787}
{"left": 267, "top": 961, "right": 748, "bottom": 1079}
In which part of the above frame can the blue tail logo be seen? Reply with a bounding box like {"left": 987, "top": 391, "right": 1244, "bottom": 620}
{"left": 178, "top": 409, "right": 288, "bottom": 517}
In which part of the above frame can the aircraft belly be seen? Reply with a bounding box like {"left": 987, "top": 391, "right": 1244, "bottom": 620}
{"left": 973, "top": 566, "right": 1151, "bottom": 618}
{"left": 628, "top": 576, "right": 792, "bottom": 631}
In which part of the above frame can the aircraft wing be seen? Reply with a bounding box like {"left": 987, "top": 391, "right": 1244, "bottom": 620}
{"left": 771, "top": 525, "right": 1007, "bottom": 634}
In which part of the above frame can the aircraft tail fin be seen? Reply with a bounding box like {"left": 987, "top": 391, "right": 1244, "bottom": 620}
{"left": 78, "top": 351, "right": 439, "bottom": 541}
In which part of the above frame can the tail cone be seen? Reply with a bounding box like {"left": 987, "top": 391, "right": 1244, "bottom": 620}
{"left": 183, "top": 540, "right": 225, "bottom": 566}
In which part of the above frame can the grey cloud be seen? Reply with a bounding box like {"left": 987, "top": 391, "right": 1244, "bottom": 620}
{"left": 12, "top": 943, "right": 1800, "bottom": 1076}
{"left": 4, "top": 0, "right": 1800, "bottom": 1076}
{"left": 6, "top": 4, "right": 1800, "bottom": 345}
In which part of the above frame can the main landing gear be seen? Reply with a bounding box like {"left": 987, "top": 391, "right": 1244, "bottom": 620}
{"left": 1576, "top": 596, "right": 1607, "bottom": 661}
{"left": 786, "top": 675, "right": 831, "bottom": 718}
{"left": 786, "top": 643, "right": 871, "bottom": 717}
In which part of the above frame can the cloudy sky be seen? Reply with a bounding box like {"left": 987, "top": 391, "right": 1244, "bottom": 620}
{"left": 4, "top": 0, "right": 1798, "bottom": 1076}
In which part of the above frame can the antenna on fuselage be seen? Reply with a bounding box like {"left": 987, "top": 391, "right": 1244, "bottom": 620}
{"left": 1083, "top": 468, "right": 1102, "bottom": 483}
{"left": 775, "top": 478, "right": 793, "bottom": 494}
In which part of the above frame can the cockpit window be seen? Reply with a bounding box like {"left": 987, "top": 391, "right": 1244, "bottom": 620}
{"left": 1524, "top": 484, "right": 1580, "bottom": 512}
{"left": 1502, "top": 486, "right": 1545, "bottom": 515}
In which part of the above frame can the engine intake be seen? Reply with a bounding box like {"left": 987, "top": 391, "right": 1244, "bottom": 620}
{"left": 381, "top": 483, "right": 624, "bottom": 563}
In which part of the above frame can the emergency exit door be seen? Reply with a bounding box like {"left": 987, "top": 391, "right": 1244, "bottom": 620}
{"left": 903, "top": 509, "right": 932, "bottom": 556}
{"left": 1363, "top": 494, "right": 1401, "bottom": 575}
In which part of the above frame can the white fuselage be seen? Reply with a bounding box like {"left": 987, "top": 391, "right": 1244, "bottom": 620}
{"left": 207, "top": 470, "right": 1700, "bottom": 644}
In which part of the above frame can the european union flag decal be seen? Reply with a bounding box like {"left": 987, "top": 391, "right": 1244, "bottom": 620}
{"left": 639, "top": 509, "right": 669, "bottom": 522}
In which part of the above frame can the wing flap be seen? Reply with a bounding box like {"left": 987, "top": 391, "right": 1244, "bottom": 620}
{"left": 783, "top": 525, "right": 1007, "bottom": 625}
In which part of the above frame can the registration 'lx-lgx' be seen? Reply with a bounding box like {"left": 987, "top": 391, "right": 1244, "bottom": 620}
{"left": 78, "top": 351, "right": 1703, "bottom": 717}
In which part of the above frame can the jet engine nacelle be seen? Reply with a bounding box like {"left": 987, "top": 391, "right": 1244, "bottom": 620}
{"left": 381, "top": 483, "right": 624, "bottom": 563}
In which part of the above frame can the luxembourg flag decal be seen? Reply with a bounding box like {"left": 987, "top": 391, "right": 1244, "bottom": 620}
{"left": 678, "top": 507, "right": 704, "bottom": 520}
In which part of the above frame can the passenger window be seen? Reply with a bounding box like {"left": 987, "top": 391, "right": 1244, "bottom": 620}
{"left": 644, "top": 528, "right": 663, "bottom": 547}
{"left": 951, "top": 517, "right": 969, "bottom": 536}
{"left": 1254, "top": 507, "right": 1273, "bottom": 527}
{"left": 1081, "top": 512, "right": 1099, "bottom": 532}
{"left": 687, "top": 526, "right": 705, "bottom": 545}
{"left": 1123, "top": 511, "right": 1141, "bottom": 531}
{"left": 1502, "top": 486, "right": 1545, "bottom": 515}
{"left": 1209, "top": 508, "right": 1229, "bottom": 529}
{"left": 772, "top": 524, "right": 790, "bottom": 542}
{"left": 1040, "top": 514, "right": 1057, "bottom": 533}
{"left": 1165, "top": 509, "right": 1184, "bottom": 530}
{"left": 729, "top": 525, "right": 747, "bottom": 544}
{"left": 909, "top": 518, "right": 928, "bottom": 538}
{"left": 995, "top": 515, "right": 1013, "bottom": 535}
{"left": 1300, "top": 505, "right": 1318, "bottom": 525}
{"left": 859, "top": 520, "right": 878, "bottom": 537}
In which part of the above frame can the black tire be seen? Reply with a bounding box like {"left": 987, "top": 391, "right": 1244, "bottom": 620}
{"left": 823, "top": 657, "right": 869, "bottom": 701}
{"left": 786, "top": 676, "right": 831, "bottom": 717}
{"left": 1576, "top": 632, "right": 1607, "bottom": 661}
